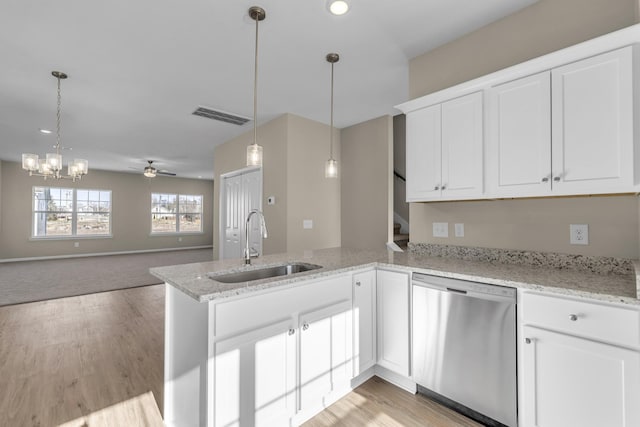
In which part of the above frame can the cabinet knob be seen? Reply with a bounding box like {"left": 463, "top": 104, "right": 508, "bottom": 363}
{"left": 441, "top": 185, "right": 446, "bottom": 190}
{"left": 434, "top": 186, "right": 440, "bottom": 190}
{"left": 569, "top": 314, "right": 578, "bottom": 321}
{"left": 355, "top": 281, "right": 361, "bottom": 287}
{"left": 525, "top": 338, "right": 532, "bottom": 344}
{"left": 288, "top": 328, "right": 295, "bottom": 336}
{"left": 302, "top": 323, "right": 310, "bottom": 331}
{"left": 541, "top": 177, "right": 549, "bottom": 182}
{"left": 553, "top": 176, "right": 561, "bottom": 182}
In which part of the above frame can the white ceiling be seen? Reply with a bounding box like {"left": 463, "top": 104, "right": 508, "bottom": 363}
{"left": 0, "top": 0, "right": 536, "bottom": 179}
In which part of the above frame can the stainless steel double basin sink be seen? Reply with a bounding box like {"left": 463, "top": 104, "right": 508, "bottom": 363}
{"left": 208, "top": 262, "right": 322, "bottom": 284}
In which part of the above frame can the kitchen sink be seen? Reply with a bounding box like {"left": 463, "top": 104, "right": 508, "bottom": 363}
{"left": 208, "top": 262, "right": 322, "bottom": 284}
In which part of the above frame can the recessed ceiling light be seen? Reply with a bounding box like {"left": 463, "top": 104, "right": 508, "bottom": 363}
{"left": 39, "top": 128, "right": 52, "bottom": 134}
{"left": 328, "top": 0, "right": 349, "bottom": 16}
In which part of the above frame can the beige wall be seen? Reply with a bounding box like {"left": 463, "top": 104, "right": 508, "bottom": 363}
{"left": 212, "top": 115, "right": 288, "bottom": 260}
{"left": 0, "top": 160, "right": 213, "bottom": 260}
{"left": 411, "top": 196, "right": 639, "bottom": 259}
{"left": 286, "top": 114, "right": 341, "bottom": 252}
{"left": 212, "top": 113, "right": 340, "bottom": 260}
{"left": 341, "top": 115, "right": 393, "bottom": 250}
{"left": 410, "top": 0, "right": 638, "bottom": 97}
{"left": 407, "top": 0, "right": 640, "bottom": 258}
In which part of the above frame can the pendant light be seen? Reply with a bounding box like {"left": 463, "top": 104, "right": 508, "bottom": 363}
{"left": 246, "top": 6, "right": 266, "bottom": 167}
{"left": 325, "top": 53, "right": 339, "bottom": 178}
{"left": 22, "top": 71, "right": 88, "bottom": 181}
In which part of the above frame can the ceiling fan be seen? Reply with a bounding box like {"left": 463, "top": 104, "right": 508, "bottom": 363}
{"left": 142, "top": 160, "right": 176, "bottom": 178}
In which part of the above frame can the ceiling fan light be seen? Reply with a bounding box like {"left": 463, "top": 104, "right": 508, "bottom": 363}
{"left": 328, "top": 0, "right": 349, "bottom": 16}
{"left": 144, "top": 166, "right": 157, "bottom": 178}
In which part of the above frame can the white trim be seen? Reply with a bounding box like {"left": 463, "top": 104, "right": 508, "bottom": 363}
{"left": 0, "top": 245, "right": 212, "bottom": 263}
{"left": 386, "top": 241, "right": 404, "bottom": 252}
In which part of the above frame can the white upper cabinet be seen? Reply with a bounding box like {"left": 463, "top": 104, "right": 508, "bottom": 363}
{"left": 551, "top": 47, "right": 634, "bottom": 194}
{"left": 406, "top": 104, "right": 441, "bottom": 201}
{"left": 488, "top": 72, "right": 552, "bottom": 197}
{"left": 405, "top": 92, "right": 483, "bottom": 202}
{"left": 399, "top": 28, "right": 640, "bottom": 201}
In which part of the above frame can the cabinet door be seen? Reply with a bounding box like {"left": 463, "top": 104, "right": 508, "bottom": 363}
{"left": 299, "top": 300, "right": 353, "bottom": 415}
{"left": 488, "top": 72, "right": 551, "bottom": 197}
{"left": 521, "top": 325, "right": 640, "bottom": 427}
{"left": 376, "top": 270, "right": 410, "bottom": 377}
{"left": 441, "top": 91, "right": 484, "bottom": 199}
{"left": 406, "top": 104, "right": 442, "bottom": 201}
{"left": 551, "top": 47, "right": 633, "bottom": 194}
{"left": 353, "top": 270, "right": 376, "bottom": 375}
{"left": 214, "top": 319, "right": 297, "bottom": 427}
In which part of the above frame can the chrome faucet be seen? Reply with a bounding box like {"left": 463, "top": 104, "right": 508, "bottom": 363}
{"left": 245, "top": 209, "right": 268, "bottom": 265}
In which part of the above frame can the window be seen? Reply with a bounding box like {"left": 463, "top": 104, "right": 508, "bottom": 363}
{"left": 33, "top": 187, "right": 112, "bottom": 238}
{"left": 151, "top": 193, "right": 203, "bottom": 234}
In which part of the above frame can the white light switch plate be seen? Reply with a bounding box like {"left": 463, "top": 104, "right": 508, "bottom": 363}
{"left": 570, "top": 224, "right": 589, "bottom": 245}
{"left": 303, "top": 219, "right": 313, "bottom": 229}
{"left": 454, "top": 223, "right": 464, "bottom": 237}
{"left": 432, "top": 222, "right": 448, "bottom": 238}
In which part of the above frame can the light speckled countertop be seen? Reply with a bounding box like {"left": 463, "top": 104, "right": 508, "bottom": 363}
{"left": 150, "top": 247, "right": 640, "bottom": 306}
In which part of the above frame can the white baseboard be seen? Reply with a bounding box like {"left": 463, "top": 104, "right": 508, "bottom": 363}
{"left": 351, "top": 365, "right": 376, "bottom": 389}
{"left": 0, "top": 245, "right": 213, "bottom": 263}
{"left": 374, "top": 365, "right": 417, "bottom": 394}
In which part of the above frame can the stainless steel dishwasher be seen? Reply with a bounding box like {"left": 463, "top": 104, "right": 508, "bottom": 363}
{"left": 412, "top": 273, "right": 517, "bottom": 427}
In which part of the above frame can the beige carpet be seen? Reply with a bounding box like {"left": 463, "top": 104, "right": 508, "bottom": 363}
{"left": 0, "top": 248, "right": 213, "bottom": 306}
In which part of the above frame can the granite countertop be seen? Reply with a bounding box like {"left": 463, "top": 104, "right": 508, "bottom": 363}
{"left": 150, "top": 246, "right": 640, "bottom": 306}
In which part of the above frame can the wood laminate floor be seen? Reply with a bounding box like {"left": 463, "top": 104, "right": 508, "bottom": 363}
{"left": 0, "top": 284, "right": 481, "bottom": 427}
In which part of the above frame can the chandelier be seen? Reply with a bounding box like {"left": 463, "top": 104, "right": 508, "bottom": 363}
{"left": 22, "top": 71, "right": 88, "bottom": 181}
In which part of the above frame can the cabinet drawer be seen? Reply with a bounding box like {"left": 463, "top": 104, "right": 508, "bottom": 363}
{"left": 213, "top": 274, "right": 351, "bottom": 338}
{"left": 522, "top": 292, "right": 640, "bottom": 348}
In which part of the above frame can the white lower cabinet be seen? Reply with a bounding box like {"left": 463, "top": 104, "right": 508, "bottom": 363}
{"left": 520, "top": 292, "right": 640, "bottom": 427}
{"left": 214, "top": 319, "right": 297, "bottom": 427}
{"left": 353, "top": 269, "right": 376, "bottom": 375}
{"left": 298, "top": 300, "right": 353, "bottom": 418}
{"left": 376, "top": 269, "right": 411, "bottom": 377}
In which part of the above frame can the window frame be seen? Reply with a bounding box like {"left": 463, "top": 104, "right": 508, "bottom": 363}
{"left": 150, "top": 192, "right": 204, "bottom": 235}
{"left": 31, "top": 186, "right": 113, "bottom": 240}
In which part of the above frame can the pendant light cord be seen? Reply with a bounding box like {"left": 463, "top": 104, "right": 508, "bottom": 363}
{"left": 56, "top": 75, "right": 62, "bottom": 155}
{"left": 253, "top": 15, "right": 259, "bottom": 147}
{"left": 330, "top": 61, "right": 334, "bottom": 159}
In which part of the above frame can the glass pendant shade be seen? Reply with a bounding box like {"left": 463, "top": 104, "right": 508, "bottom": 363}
{"left": 22, "top": 153, "right": 39, "bottom": 171}
{"left": 38, "top": 159, "right": 52, "bottom": 175}
{"left": 247, "top": 143, "right": 263, "bottom": 167}
{"left": 67, "top": 163, "right": 78, "bottom": 177}
{"left": 46, "top": 153, "right": 63, "bottom": 171}
{"left": 74, "top": 159, "right": 89, "bottom": 175}
{"left": 325, "top": 158, "right": 338, "bottom": 178}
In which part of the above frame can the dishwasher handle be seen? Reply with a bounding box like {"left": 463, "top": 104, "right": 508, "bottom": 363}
{"left": 412, "top": 272, "right": 516, "bottom": 302}
{"left": 446, "top": 287, "right": 468, "bottom": 294}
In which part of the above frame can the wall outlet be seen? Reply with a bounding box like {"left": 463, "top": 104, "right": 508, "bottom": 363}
{"left": 570, "top": 224, "right": 589, "bottom": 245}
{"left": 454, "top": 223, "right": 464, "bottom": 237}
{"left": 74, "top": 242, "right": 79, "bottom": 248}
{"left": 178, "top": 237, "right": 183, "bottom": 242}
{"left": 432, "top": 222, "right": 449, "bottom": 238}
{"left": 303, "top": 219, "right": 313, "bottom": 229}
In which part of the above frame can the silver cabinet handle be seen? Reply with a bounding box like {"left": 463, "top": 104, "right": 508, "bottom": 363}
{"left": 288, "top": 328, "right": 295, "bottom": 336}
{"left": 569, "top": 314, "right": 578, "bottom": 321}
{"left": 541, "top": 177, "right": 549, "bottom": 182}
{"left": 553, "top": 176, "right": 561, "bottom": 182}
{"left": 355, "top": 281, "right": 361, "bottom": 287}
{"left": 302, "top": 323, "right": 309, "bottom": 331}
{"left": 434, "top": 186, "right": 440, "bottom": 190}
{"left": 525, "top": 338, "right": 532, "bottom": 344}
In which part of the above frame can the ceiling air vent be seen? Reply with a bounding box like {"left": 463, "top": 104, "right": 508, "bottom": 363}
{"left": 192, "top": 106, "right": 251, "bottom": 125}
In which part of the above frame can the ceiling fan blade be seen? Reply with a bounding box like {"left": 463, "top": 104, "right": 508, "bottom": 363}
{"left": 157, "top": 171, "right": 177, "bottom": 176}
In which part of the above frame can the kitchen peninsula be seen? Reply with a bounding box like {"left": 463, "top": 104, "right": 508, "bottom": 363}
{"left": 151, "top": 245, "right": 640, "bottom": 427}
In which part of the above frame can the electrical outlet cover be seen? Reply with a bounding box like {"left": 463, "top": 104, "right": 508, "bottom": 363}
{"left": 570, "top": 224, "right": 589, "bottom": 245}
{"left": 454, "top": 223, "right": 464, "bottom": 237}
{"left": 432, "top": 222, "right": 449, "bottom": 238}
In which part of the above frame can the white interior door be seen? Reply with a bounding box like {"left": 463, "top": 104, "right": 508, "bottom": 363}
{"left": 221, "top": 168, "right": 262, "bottom": 260}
